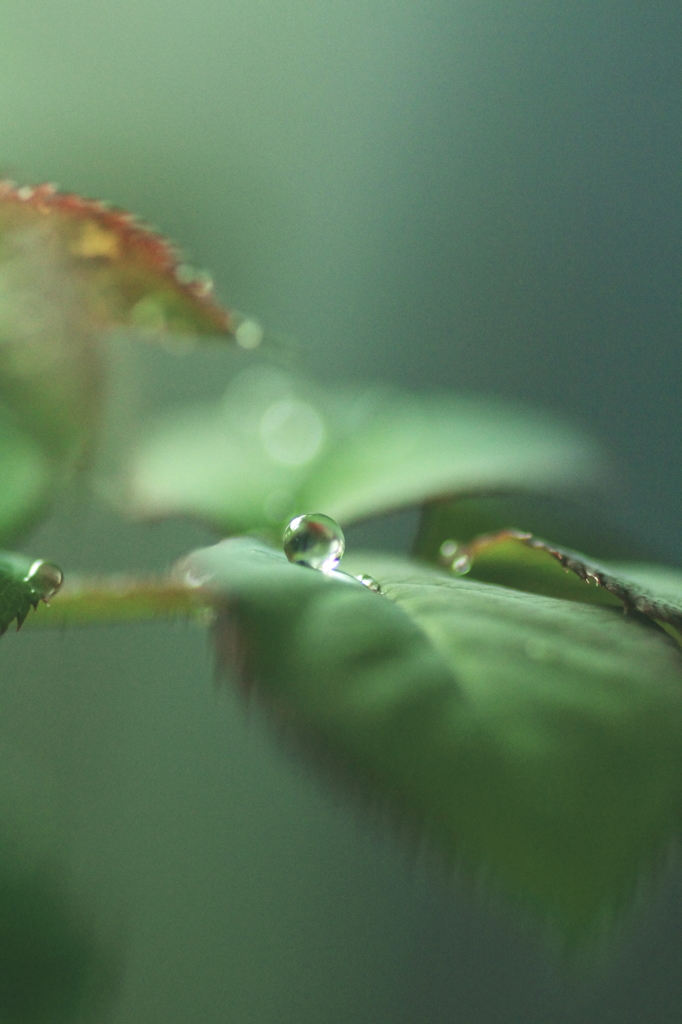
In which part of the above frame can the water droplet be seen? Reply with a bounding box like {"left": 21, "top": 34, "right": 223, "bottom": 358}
{"left": 355, "top": 573, "right": 382, "bottom": 593}
{"left": 235, "top": 319, "right": 264, "bottom": 350}
{"left": 439, "top": 539, "right": 459, "bottom": 563}
{"left": 176, "top": 264, "right": 214, "bottom": 296}
{"left": 24, "top": 560, "right": 63, "bottom": 601}
{"left": 451, "top": 551, "right": 472, "bottom": 576}
{"left": 439, "top": 539, "right": 471, "bottom": 574}
{"left": 283, "top": 514, "right": 345, "bottom": 573}
{"left": 183, "top": 566, "right": 213, "bottom": 589}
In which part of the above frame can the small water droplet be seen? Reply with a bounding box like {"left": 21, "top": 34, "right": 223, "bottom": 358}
{"left": 439, "top": 539, "right": 472, "bottom": 575}
{"left": 439, "top": 539, "right": 459, "bottom": 563}
{"left": 355, "top": 573, "right": 382, "bottom": 593}
{"left": 451, "top": 551, "right": 472, "bottom": 576}
{"left": 24, "top": 560, "right": 63, "bottom": 601}
{"left": 235, "top": 319, "right": 264, "bottom": 349}
{"left": 283, "top": 514, "right": 345, "bottom": 573}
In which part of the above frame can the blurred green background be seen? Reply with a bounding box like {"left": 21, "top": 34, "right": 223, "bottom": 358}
{"left": 0, "top": 1, "right": 680, "bottom": 1021}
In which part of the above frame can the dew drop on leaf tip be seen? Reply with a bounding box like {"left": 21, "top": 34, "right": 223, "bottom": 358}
{"left": 24, "top": 560, "right": 63, "bottom": 601}
{"left": 283, "top": 514, "right": 345, "bottom": 573}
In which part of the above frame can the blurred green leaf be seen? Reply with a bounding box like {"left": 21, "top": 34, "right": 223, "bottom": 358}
{"left": 183, "top": 539, "right": 682, "bottom": 940}
{"left": 124, "top": 365, "right": 602, "bottom": 536}
{"left": 0, "top": 182, "right": 238, "bottom": 542}
{"left": 0, "top": 847, "right": 117, "bottom": 1024}
{"left": 0, "top": 408, "right": 53, "bottom": 544}
{"left": 0, "top": 741, "right": 119, "bottom": 1024}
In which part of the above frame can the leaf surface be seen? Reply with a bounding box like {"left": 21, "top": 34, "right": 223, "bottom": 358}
{"left": 183, "top": 539, "right": 682, "bottom": 939}
{"left": 0, "top": 182, "right": 237, "bottom": 540}
{"left": 125, "top": 366, "right": 601, "bottom": 536}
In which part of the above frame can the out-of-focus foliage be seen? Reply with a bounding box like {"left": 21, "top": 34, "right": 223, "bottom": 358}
{"left": 0, "top": 842, "right": 117, "bottom": 1024}
{"left": 121, "top": 364, "right": 601, "bottom": 538}
{"left": 0, "top": 183, "right": 237, "bottom": 544}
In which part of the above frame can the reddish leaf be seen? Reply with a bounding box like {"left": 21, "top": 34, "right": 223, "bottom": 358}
{"left": 0, "top": 182, "right": 238, "bottom": 539}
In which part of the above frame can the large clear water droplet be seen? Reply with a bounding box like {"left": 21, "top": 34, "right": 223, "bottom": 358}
{"left": 24, "top": 560, "right": 63, "bottom": 601}
{"left": 283, "top": 514, "right": 345, "bottom": 572}
{"left": 355, "top": 573, "right": 382, "bottom": 593}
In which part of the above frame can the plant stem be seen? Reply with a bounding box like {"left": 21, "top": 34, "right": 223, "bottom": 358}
{"left": 23, "top": 575, "right": 213, "bottom": 628}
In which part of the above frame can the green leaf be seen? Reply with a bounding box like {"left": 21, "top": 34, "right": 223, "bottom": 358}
{"left": 0, "top": 181, "right": 238, "bottom": 541}
{"left": 0, "top": 551, "right": 63, "bottom": 634}
{"left": 428, "top": 529, "right": 682, "bottom": 644}
{"left": 124, "top": 366, "right": 601, "bottom": 536}
{"left": 183, "top": 539, "right": 682, "bottom": 940}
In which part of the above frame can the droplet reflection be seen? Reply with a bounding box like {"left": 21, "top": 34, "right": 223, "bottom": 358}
{"left": 283, "top": 514, "right": 345, "bottom": 573}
